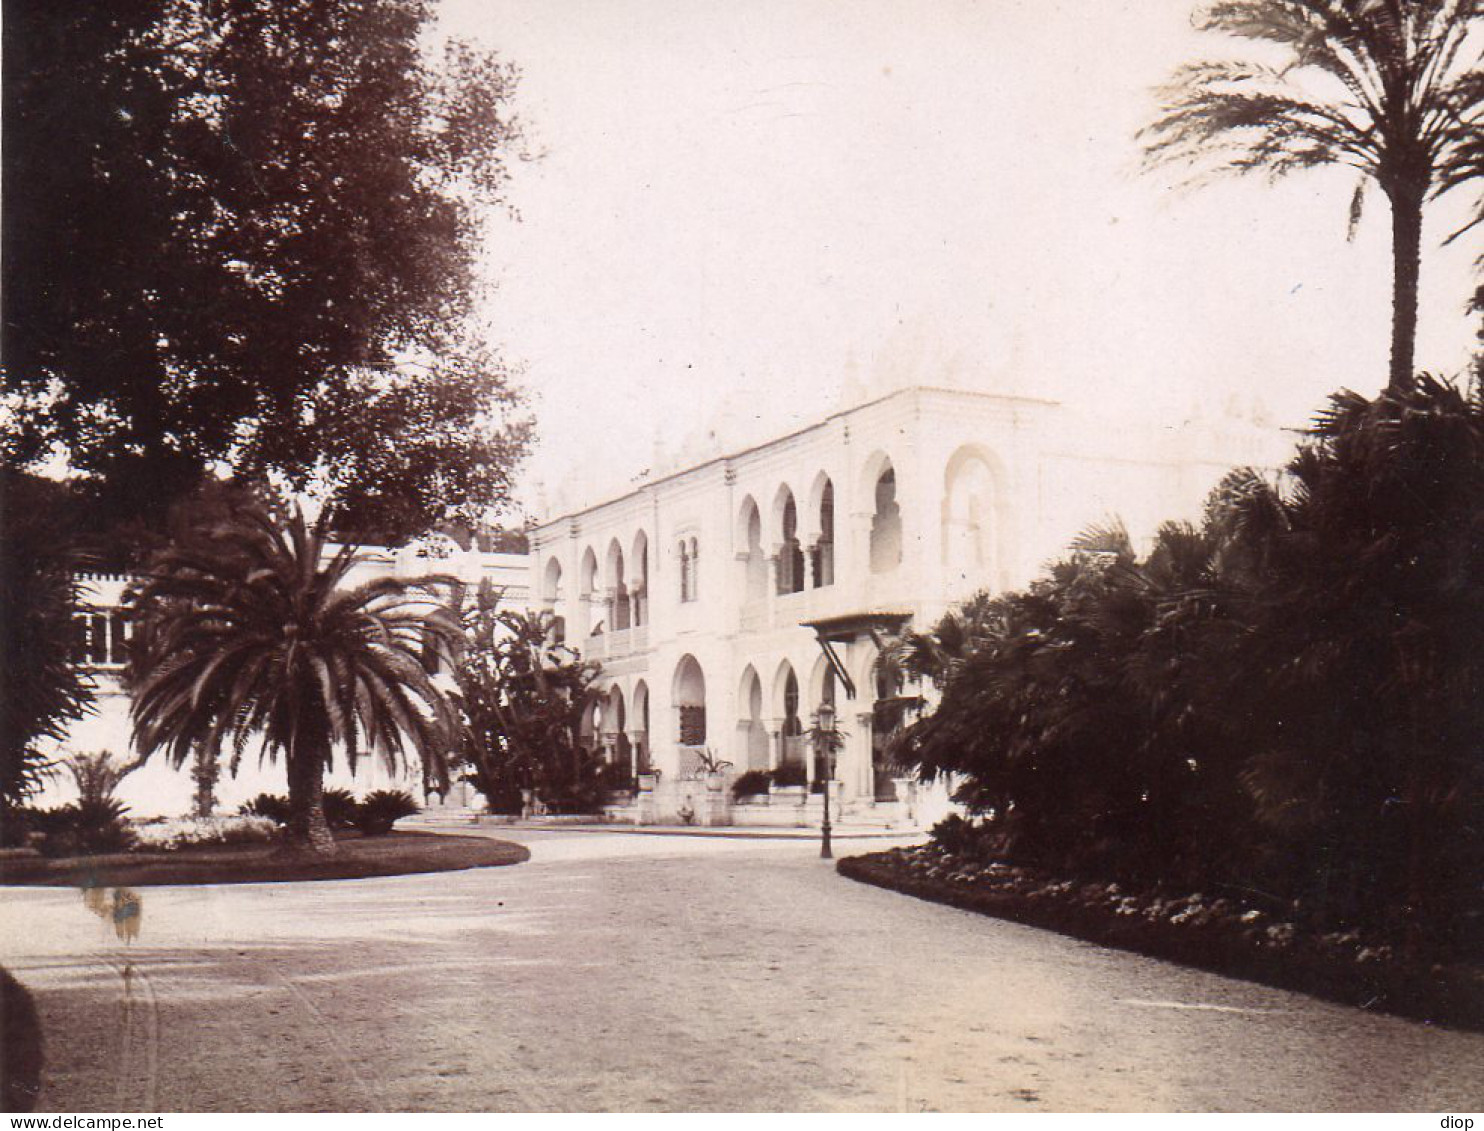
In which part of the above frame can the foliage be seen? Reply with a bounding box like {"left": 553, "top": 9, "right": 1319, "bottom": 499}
{"left": 62, "top": 751, "right": 137, "bottom": 807}
{"left": 190, "top": 747, "right": 221, "bottom": 819}
{"left": 2, "top": 0, "right": 532, "bottom": 540}
{"left": 1142, "top": 0, "right": 1484, "bottom": 388}
{"left": 353, "top": 790, "right": 419, "bottom": 836}
{"left": 770, "top": 762, "right": 807, "bottom": 789}
{"left": 132, "top": 814, "right": 279, "bottom": 851}
{"left": 595, "top": 762, "right": 637, "bottom": 797}
{"left": 694, "top": 748, "right": 734, "bottom": 774}
{"left": 0, "top": 472, "right": 95, "bottom": 810}
{"left": 240, "top": 794, "right": 293, "bottom": 826}
{"left": 454, "top": 581, "right": 602, "bottom": 814}
{"left": 927, "top": 814, "right": 993, "bottom": 860}
{"left": 321, "top": 789, "right": 361, "bottom": 831}
{"left": 731, "top": 769, "right": 774, "bottom": 799}
{"left": 893, "top": 375, "right": 1484, "bottom": 955}
{"left": 239, "top": 789, "right": 419, "bottom": 835}
{"left": 128, "top": 495, "right": 461, "bottom": 853}
{"left": 28, "top": 800, "right": 136, "bottom": 859}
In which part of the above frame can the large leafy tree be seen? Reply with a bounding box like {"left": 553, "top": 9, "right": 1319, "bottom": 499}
{"left": 128, "top": 495, "right": 462, "bottom": 852}
{"left": 1142, "top": 0, "right": 1484, "bottom": 390}
{"left": 2, "top": 0, "right": 530, "bottom": 540}
{"left": 0, "top": 473, "right": 96, "bottom": 814}
{"left": 455, "top": 586, "right": 601, "bottom": 814}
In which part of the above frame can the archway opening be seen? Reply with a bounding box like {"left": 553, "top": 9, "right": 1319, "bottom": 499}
{"left": 870, "top": 466, "right": 903, "bottom": 573}
{"left": 812, "top": 478, "right": 835, "bottom": 588}
{"left": 673, "top": 654, "right": 707, "bottom": 748}
{"left": 777, "top": 492, "right": 805, "bottom": 594}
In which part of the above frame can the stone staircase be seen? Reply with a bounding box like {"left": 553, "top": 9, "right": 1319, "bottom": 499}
{"left": 399, "top": 806, "right": 481, "bottom": 829}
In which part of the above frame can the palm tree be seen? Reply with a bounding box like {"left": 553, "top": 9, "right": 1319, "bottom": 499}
{"left": 128, "top": 497, "right": 462, "bottom": 853}
{"left": 1143, "top": 0, "right": 1483, "bottom": 389}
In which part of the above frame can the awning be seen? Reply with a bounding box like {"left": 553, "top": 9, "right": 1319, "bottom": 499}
{"left": 800, "top": 610, "right": 913, "bottom": 701}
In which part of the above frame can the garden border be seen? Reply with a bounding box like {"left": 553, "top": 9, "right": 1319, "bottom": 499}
{"left": 0, "top": 832, "right": 529, "bottom": 887}
{"left": 838, "top": 850, "right": 1484, "bottom": 1033}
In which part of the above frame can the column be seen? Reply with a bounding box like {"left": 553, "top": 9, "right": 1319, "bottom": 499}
{"left": 856, "top": 710, "right": 875, "bottom": 801}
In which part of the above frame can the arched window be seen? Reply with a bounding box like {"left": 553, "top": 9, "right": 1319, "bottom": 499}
{"left": 778, "top": 496, "right": 804, "bottom": 595}
{"left": 812, "top": 480, "right": 834, "bottom": 588}
{"left": 678, "top": 536, "right": 700, "bottom": 602}
{"left": 870, "top": 467, "right": 903, "bottom": 573}
{"left": 783, "top": 669, "right": 802, "bottom": 735}
{"left": 943, "top": 449, "right": 999, "bottom": 591}
{"left": 631, "top": 532, "right": 649, "bottom": 626}
{"left": 674, "top": 654, "right": 706, "bottom": 744}
{"left": 739, "top": 498, "right": 766, "bottom": 602}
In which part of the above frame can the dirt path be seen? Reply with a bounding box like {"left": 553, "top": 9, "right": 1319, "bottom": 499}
{"left": 3, "top": 830, "right": 1482, "bottom": 1111}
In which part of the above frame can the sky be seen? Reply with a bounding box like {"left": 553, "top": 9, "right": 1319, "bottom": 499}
{"left": 437, "top": 0, "right": 1482, "bottom": 519}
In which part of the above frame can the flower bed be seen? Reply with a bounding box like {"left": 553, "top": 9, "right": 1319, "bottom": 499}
{"left": 839, "top": 844, "right": 1484, "bottom": 1031}
{"left": 132, "top": 814, "right": 279, "bottom": 851}
{"left": 0, "top": 832, "right": 529, "bottom": 886}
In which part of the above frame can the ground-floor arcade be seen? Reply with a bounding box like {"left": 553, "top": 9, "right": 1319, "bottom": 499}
{"left": 578, "top": 615, "right": 937, "bottom": 828}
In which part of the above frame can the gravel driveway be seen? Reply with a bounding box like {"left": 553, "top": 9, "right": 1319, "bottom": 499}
{"left": 3, "top": 829, "right": 1481, "bottom": 1112}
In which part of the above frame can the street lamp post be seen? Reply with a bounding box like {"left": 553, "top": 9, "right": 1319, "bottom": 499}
{"left": 817, "top": 702, "right": 835, "bottom": 860}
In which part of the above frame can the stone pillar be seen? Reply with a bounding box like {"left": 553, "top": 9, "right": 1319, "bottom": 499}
{"left": 766, "top": 722, "right": 783, "bottom": 772}
{"left": 856, "top": 710, "right": 876, "bottom": 801}
{"left": 627, "top": 729, "right": 645, "bottom": 777}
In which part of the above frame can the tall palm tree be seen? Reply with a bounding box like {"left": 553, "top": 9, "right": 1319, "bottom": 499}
{"left": 1143, "top": 0, "right": 1483, "bottom": 389}
{"left": 128, "top": 498, "right": 462, "bottom": 853}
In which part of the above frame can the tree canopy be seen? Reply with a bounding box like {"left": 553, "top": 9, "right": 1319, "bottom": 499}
{"left": 890, "top": 373, "right": 1484, "bottom": 952}
{"left": 2, "top": 0, "right": 531, "bottom": 541}
{"left": 128, "top": 495, "right": 463, "bottom": 852}
{"left": 1143, "top": 0, "right": 1484, "bottom": 389}
{"left": 454, "top": 586, "right": 603, "bottom": 814}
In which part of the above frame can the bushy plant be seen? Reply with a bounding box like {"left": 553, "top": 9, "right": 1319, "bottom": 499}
{"left": 29, "top": 800, "right": 135, "bottom": 858}
{"left": 353, "top": 790, "right": 419, "bottom": 836}
{"left": 927, "top": 814, "right": 993, "bottom": 859}
{"left": 731, "top": 769, "right": 772, "bottom": 800}
{"left": 891, "top": 375, "right": 1484, "bottom": 956}
{"left": 771, "top": 762, "right": 807, "bottom": 788}
{"left": 322, "top": 788, "right": 359, "bottom": 830}
{"left": 455, "top": 585, "right": 604, "bottom": 814}
{"left": 240, "top": 793, "right": 292, "bottom": 825}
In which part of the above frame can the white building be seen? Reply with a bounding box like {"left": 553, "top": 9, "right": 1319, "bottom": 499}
{"left": 530, "top": 384, "right": 1286, "bottom": 827}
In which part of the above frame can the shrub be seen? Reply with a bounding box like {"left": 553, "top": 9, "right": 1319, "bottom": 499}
{"left": 929, "top": 814, "right": 990, "bottom": 859}
{"left": 132, "top": 814, "right": 279, "bottom": 851}
{"left": 239, "top": 793, "right": 292, "bottom": 825}
{"left": 30, "top": 799, "right": 135, "bottom": 858}
{"left": 771, "top": 762, "right": 807, "bottom": 788}
{"left": 596, "top": 761, "right": 636, "bottom": 796}
{"left": 322, "top": 788, "right": 359, "bottom": 830}
{"left": 731, "top": 769, "right": 772, "bottom": 800}
{"left": 353, "top": 790, "right": 419, "bottom": 836}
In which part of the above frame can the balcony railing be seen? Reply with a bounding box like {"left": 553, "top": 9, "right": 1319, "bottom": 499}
{"left": 582, "top": 623, "right": 651, "bottom": 663}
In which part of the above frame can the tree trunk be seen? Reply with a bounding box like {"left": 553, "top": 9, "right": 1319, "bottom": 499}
{"left": 1388, "top": 186, "right": 1424, "bottom": 393}
{"left": 286, "top": 748, "right": 336, "bottom": 855}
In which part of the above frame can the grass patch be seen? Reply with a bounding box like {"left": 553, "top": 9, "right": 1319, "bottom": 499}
{"left": 0, "top": 831, "right": 528, "bottom": 887}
